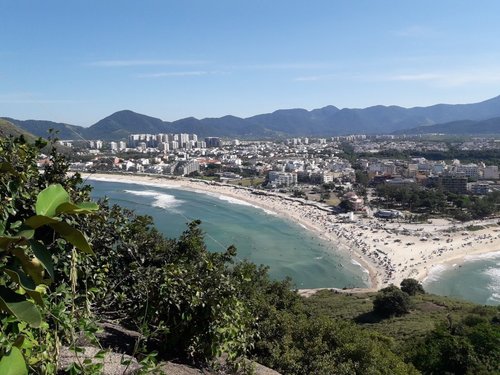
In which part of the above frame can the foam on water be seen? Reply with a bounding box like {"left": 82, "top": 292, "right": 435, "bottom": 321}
{"left": 350, "top": 259, "right": 370, "bottom": 274}
{"left": 216, "top": 195, "right": 276, "bottom": 215}
{"left": 423, "top": 264, "right": 450, "bottom": 284}
{"left": 485, "top": 267, "right": 500, "bottom": 298}
{"left": 217, "top": 195, "right": 253, "bottom": 207}
{"left": 87, "top": 176, "right": 173, "bottom": 188}
{"left": 464, "top": 250, "right": 500, "bottom": 262}
{"left": 123, "top": 189, "right": 184, "bottom": 210}
{"left": 488, "top": 294, "right": 500, "bottom": 303}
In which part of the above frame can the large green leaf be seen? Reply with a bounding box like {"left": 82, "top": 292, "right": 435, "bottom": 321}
{"left": 0, "top": 347, "right": 28, "bottom": 375}
{"left": 35, "top": 184, "right": 70, "bottom": 217}
{"left": 56, "top": 201, "right": 99, "bottom": 215}
{"left": 0, "top": 286, "right": 41, "bottom": 327}
{"left": 24, "top": 215, "right": 60, "bottom": 229}
{"left": 30, "top": 240, "right": 54, "bottom": 279}
{"left": 4, "top": 266, "right": 36, "bottom": 291}
{"left": 15, "top": 228, "right": 35, "bottom": 240}
{"left": 26, "top": 289, "right": 44, "bottom": 307}
{"left": 49, "top": 222, "right": 94, "bottom": 255}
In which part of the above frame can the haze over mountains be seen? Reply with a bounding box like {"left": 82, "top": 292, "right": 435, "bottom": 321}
{"left": 3, "top": 95, "right": 500, "bottom": 140}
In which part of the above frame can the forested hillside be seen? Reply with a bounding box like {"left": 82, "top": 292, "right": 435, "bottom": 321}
{"left": 0, "top": 136, "right": 498, "bottom": 374}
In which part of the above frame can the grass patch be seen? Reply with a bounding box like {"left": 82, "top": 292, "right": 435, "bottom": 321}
{"left": 466, "top": 225, "right": 484, "bottom": 231}
{"left": 302, "top": 289, "right": 498, "bottom": 348}
{"left": 228, "top": 177, "right": 265, "bottom": 187}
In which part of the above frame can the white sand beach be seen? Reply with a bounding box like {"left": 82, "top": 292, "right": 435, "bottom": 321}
{"left": 82, "top": 172, "right": 500, "bottom": 291}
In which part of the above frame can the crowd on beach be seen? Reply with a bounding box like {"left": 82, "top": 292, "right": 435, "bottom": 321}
{"left": 87, "top": 173, "right": 500, "bottom": 290}
{"left": 183, "top": 178, "right": 500, "bottom": 289}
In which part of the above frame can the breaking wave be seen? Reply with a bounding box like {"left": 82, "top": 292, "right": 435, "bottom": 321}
{"left": 123, "top": 189, "right": 184, "bottom": 211}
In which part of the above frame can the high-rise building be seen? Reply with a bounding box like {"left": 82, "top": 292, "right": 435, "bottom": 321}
{"left": 205, "top": 137, "right": 221, "bottom": 148}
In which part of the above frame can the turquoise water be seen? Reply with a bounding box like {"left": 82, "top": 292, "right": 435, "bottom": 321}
{"left": 88, "top": 179, "right": 369, "bottom": 289}
{"left": 423, "top": 252, "right": 500, "bottom": 306}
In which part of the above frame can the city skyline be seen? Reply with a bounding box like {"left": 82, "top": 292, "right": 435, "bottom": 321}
{"left": 2, "top": 1, "right": 500, "bottom": 126}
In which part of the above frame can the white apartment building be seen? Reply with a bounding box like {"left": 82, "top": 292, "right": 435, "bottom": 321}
{"left": 268, "top": 171, "right": 297, "bottom": 187}
{"left": 482, "top": 165, "right": 499, "bottom": 179}
{"left": 456, "top": 163, "right": 480, "bottom": 178}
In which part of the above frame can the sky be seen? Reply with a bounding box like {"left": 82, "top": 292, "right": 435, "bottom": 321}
{"left": 1, "top": 0, "right": 500, "bottom": 126}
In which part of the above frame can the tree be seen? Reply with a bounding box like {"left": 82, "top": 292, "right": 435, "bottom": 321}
{"left": 320, "top": 191, "right": 331, "bottom": 202}
{"left": 400, "top": 278, "right": 425, "bottom": 296}
{"left": 373, "top": 285, "right": 411, "bottom": 317}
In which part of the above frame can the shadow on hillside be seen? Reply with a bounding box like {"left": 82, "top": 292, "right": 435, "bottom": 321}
{"left": 354, "top": 311, "right": 387, "bottom": 324}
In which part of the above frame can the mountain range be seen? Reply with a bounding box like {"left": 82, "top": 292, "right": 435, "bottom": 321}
{"left": 3, "top": 95, "right": 500, "bottom": 140}
{"left": 394, "top": 116, "right": 500, "bottom": 135}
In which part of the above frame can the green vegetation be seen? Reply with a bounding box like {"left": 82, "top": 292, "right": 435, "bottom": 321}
{"left": 373, "top": 285, "right": 412, "bottom": 317}
{"left": 229, "top": 177, "right": 265, "bottom": 187}
{"left": 302, "top": 287, "right": 499, "bottom": 374}
{"left": 401, "top": 278, "right": 426, "bottom": 296}
{"left": 0, "top": 119, "right": 36, "bottom": 141}
{"left": 374, "top": 184, "right": 500, "bottom": 220}
{"left": 1, "top": 136, "right": 499, "bottom": 374}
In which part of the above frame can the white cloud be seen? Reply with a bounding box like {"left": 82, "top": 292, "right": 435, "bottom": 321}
{"left": 294, "top": 74, "right": 340, "bottom": 82}
{"left": 88, "top": 59, "right": 209, "bottom": 67}
{"left": 230, "top": 62, "right": 337, "bottom": 70}
{"left": 387, "top": 73, "right": 443, "bottom": 81}
{"left": 136, "top": 71, "right": 227, "bottom": 78}
{"left": 385, "top": 71, "right": 500, "bottom": 86}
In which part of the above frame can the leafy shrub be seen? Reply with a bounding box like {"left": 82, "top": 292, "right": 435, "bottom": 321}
{"left": 400, "top": 278, "right": 425, "bottom": 296}
{"left": 373, "top": 285, "right": 411, "bottom": 317}
{"left": 0, "top": 136, "right": 98, "bottom": 372}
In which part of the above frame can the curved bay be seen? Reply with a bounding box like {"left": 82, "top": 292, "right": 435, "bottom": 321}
{"left": 89, "top": 180, "right": 369, "bottom": 289}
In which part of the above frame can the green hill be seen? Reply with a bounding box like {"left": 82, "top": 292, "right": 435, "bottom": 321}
{"left": 395, "top": 116, "right": 500, "bottom": 135}
{"left": 6, "top": 94, "right": 500, "bottom": 139}
{"left": 0, "top": 118, "right": 37, "bottom": 141}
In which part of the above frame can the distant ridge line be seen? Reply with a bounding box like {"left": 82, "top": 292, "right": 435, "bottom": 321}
{"left": 3, "top": 94, "right": 500, "bottom": 140}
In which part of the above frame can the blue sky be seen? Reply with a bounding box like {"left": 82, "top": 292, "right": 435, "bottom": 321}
{"left": 1, "top": 0, "right": 500, "bottom": 126}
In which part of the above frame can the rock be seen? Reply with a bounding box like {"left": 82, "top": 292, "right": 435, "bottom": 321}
{"left": 253, "top": 362, "right": 281, "bottom": 375}
{"left": 157, "top": 360, "right": 282, "bottom": 375}
{"left": 158, "top": 361, "right": 206, "bottom": 374}
{"left": 97, "top": 321, "right": 144, "bottom": 354}
{"left": 58, "top": 346, "right": 141, "bottom": 375}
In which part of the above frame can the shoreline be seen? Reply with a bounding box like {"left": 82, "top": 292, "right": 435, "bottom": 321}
{"left": 81, "top": 172, "right": 500, "bottom": 293}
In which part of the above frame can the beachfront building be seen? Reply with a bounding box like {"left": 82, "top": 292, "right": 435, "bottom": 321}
{"left": 342, "top": 191, "right": 364, "bottom": 211}
{"left": 174, "top": 160, "right": 200, "bottom": 176}
{"left": 268, "top": 171, "right": 297, "bottom": 187}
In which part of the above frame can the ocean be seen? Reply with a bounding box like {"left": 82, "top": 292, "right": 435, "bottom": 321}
{"left": 423, "top": 252, "right": 500, "bottom": 306}
{"left": 88, "top": 179, "right": 370, "bottom": 289}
